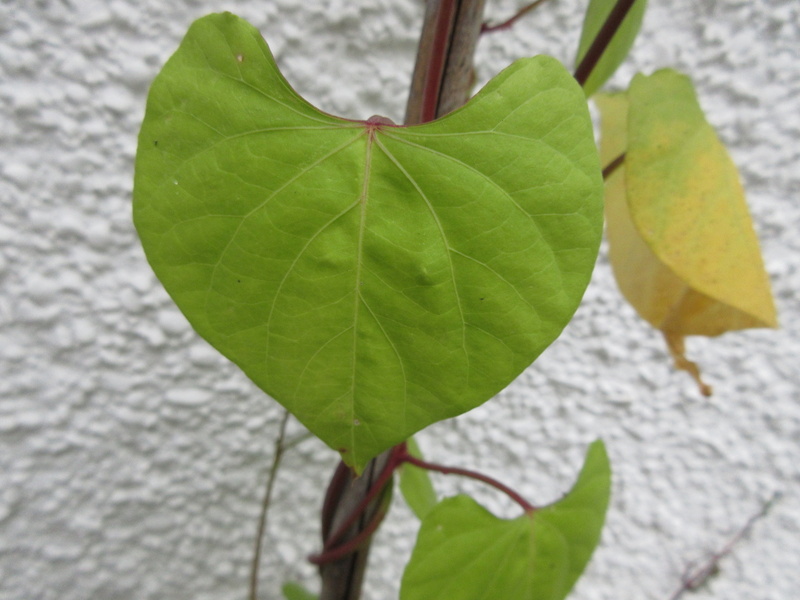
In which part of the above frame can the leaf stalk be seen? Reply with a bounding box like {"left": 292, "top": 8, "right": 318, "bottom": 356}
{"left": 574, "top": 0, "right": 637, "bottom": 86}
{"left": 602, "top": 152, "right": 626, "bottom": 179}
{"left": 401, "top": 452, "right": 537, "bottom": 514}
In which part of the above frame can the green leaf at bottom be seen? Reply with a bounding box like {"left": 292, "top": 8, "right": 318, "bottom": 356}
{"left": 400, "top": 441, "right": 611, "bottom": 600}
{"left": 282, "top": 582, "right": 318, "bottom": 600}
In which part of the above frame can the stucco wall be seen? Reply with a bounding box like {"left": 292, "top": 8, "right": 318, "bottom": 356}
{"left": 1, "top": 1, "right": 798, "bottom": 599}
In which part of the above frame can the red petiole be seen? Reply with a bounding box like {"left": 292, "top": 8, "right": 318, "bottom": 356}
{"left": 401, "top": 453, "right": 537, "bottom": 513}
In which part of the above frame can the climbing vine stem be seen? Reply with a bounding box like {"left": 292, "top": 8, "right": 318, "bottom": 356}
{"left": 311, "top": 441, "right": 537, "bottom": 566}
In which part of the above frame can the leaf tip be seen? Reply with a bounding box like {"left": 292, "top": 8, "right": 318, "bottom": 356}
{"left": 339, "top": 447, "right": 368, "bottom": 476}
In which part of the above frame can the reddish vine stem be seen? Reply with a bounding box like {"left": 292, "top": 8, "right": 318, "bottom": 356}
{"left": 574, "top": 0, "right": 637, "bottom": 87}
{"left": 310, "top": 483, "right": 393, "bottom": 566}
{"left": 317, "top": 443, "right": 537, "bottom": 567}
{"left": 405, "top": 0, "right": 486, "bottom": 124}
{"left": 318, "top": 450, "right": 392, "bottom": 600}
{"left": 321, "top": 445, "right": 404, "bottom": 553}
{"left": 481, "top": 0, "right": 552, "bottom": 34}
{"left": 420, "top": 0, "right": 457, "bottom": 123}
{"left": 320, "top": 461, "right": 355, "bottom": 541}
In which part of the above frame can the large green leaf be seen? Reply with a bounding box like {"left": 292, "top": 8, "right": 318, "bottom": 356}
{"left": 400, "top": 441, "right": 611, "bottom": 600}
{"left": 575, "top": 0, "right": 647, "bottom": 97}
{"left": 133, "top": 12, "right": 603, "bottom": 471}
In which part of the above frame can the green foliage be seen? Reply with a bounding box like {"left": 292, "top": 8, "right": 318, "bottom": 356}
{"left": 399, "top": 438, "right": 438, "bottom": 519}
{"left": 399, "top": 441, "right": 611, "bottom": 600}
{"left": 133, "top": 12, "right": 604, "bottom": 471}
{"left": 576, "top": 0, "right": 647, "bottom": 97}
{"left": 282, "top": 582, "right": 319, "bottom": 600}
{"left": 130, "top": 3, "right": 779, "bottom": 598}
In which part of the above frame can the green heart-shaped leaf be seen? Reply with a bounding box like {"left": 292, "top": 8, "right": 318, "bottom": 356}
{"left": 400, "top": 441, "right": 611, "bottom": 600}
{"left": 133, "top": 13, "right": 603, "bottom": 470}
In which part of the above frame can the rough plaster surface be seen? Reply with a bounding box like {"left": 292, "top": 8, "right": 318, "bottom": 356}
{"left": 1, "top": 0, "right": 798, "bottom": 599}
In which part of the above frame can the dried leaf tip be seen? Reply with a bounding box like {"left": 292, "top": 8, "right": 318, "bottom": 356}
{"left": 664, "top": 331, "right": 713, "bottom": 397}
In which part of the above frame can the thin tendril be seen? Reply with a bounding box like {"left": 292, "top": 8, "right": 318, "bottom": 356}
{"left": 249, "top": 409, "right": 291, "bottom": 600}
{"left": 668, "top": 493, "right": 781, "bottom": 600}
{"left": 481, "top": 0, "right": 553, "bottom": 34}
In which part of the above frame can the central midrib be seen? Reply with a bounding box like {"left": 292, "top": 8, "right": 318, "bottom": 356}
{"left": 348, "top": 127, "right": 376, "bottom": 457}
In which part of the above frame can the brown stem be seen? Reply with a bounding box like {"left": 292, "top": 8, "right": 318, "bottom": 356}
{"left": 574, "top": 0, "right": 637, "bottom": 87}
{"left": 318, "top": 451, "right": 392, "bottom": 600}
{"left": 406, "top": 0, "right": 457, "bottom": 124}
{"left": 321, "top": 461, "right": 355, "bottom": 542}
{"left": 602, "top": 152, "right": 625, "bottom": 179}
{"left": 322, "top": 450, "right": 399, "bottom": 553}
{"left": 249, "top": 410, "right": 291, "bottom": 600}
{"left": 405, "top": 0, "right": 487, "bottom": 125}
{"left": 318, "top": 2, "right": 487, "bottom": 599}
{"left": 310, "top": 484, "right": 393, "bottom": 566}
{"left": 667, "top": 493, "right": 781, "bottom": 600}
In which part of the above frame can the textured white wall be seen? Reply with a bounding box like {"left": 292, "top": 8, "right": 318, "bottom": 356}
{"left": 1, "top": 1, "right": 798, "bottom": 599}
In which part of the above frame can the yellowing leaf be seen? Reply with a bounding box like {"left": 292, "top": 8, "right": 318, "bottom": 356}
{"left": 598, "top": 70, "right": 777, "bottom": 395}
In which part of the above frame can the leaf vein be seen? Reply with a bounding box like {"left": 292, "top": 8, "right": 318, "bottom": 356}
{"left": 374, "top": 137, "right": 471, "bottom": 380}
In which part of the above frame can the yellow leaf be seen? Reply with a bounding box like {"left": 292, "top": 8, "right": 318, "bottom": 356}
{"left": 597, "top": 70, "right": 778, "bottom": 395}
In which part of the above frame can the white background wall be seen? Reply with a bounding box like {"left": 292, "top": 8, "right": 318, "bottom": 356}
{"left": 1, "top": 1, "right": 798, "bottom": 599}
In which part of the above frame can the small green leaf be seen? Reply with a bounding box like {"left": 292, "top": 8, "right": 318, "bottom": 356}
{"left": 282, "top": 582, "right": 318, "bottom": 600}
{"left": 400, "top": 441, "right": 611, "bottom": 600}
{"left": 399, "top": 437, "right": 438, "bottom": 519}
{"left": 576, "top": 0, "right": 647, "bottom": 97}
{"left": 134, "top": 12, "right": 603, "bottom": 471}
